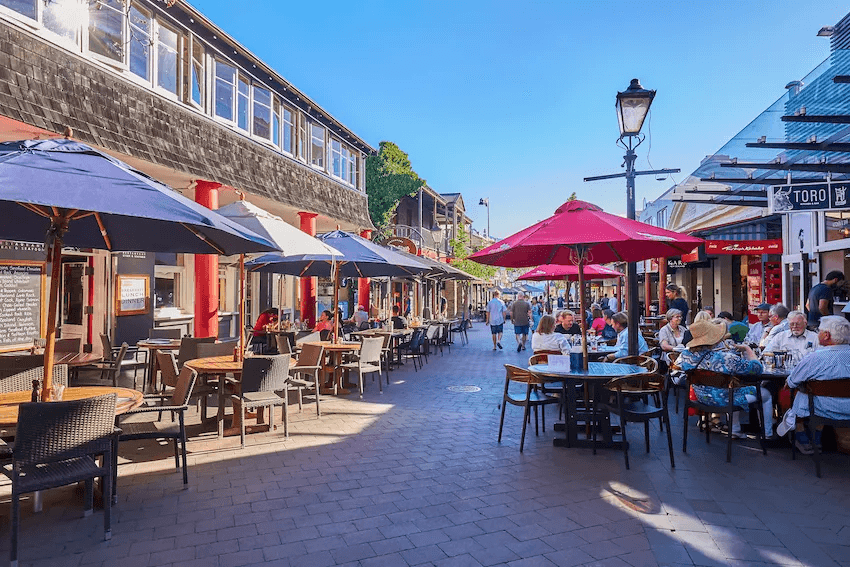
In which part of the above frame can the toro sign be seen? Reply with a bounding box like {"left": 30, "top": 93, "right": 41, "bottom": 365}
{"left": 769, "top": 181, "right": 850, "bottom": 213}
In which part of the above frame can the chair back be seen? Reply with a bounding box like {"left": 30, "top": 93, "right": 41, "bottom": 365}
{"left": 177, "top": 337, "right": 216, "bottom": 368}
{"left": 196, "top": 341, "right": 236, "bottom": 359}
{"left": 240, "top": 355, "right": 291, "bottom": 394}
{"left": 170, "top": 367, "right": 198, "bottom": 406}
{"left": 296, "top": 331, "right": 322, "bottom": 345}
{"left": 275, "top": 335, "right": 292, "bottom": 354}
{"left": 13, "top": 394, "right": 117, "bottom": 465}
{"left": 426, "top": 325, "right": 439, "bottom": 340}
{"left": 149, "top": 328, "right": 182, "bottom": 340}
{"left": 613, "top": 355, "right": 658, "bottom": 374}
{"left": 54, "top": 338, "right": 81, "bottom": 353}
{"left": 100, "top": 333, "right": 114, "bottom": 362}
{"left": 0, "top": 364, "right": 69, "bottom": 394}
{"left": 319, "top": 329, "right": 332, "bottom": 342}
{"left": 0, "top": 354, "right": 45, "bottom": 380}
{"left": 295, "top": 343, "right": 324, "bottom": 369}
{"left": 504, "top": 364, "right": 545, "bottom": 385}
{"left": 800, "top": 378, "right": 850, "bottom": 398}
{"left": 528, "top": 350, "right": 560, "bottom": 366}
{"left": 156, "top": 350, "right": 179, "bottom": 388}
{"left": 685, "top": 368, "right": 739, "bottom": 389}
{"left": 605, "top": 372, "right": 666, "bottom": 395}
{"left": 359, "top": 337, "right": 384, "bottom": 364}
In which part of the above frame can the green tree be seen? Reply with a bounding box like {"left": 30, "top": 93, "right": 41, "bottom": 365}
{"left": 365, "top": 141, "right": 425, "bottom": 239}
{"left": 567, "top": 191, "right": 577, "bottom": 201}
{"left": 449, "top": 225, "right": 497, "bottom": 281}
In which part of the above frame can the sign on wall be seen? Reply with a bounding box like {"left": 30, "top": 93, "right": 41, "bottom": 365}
{"left": 705, "top": 239, "right": 783, "bottom": 255}
{"left": 116, "top": 274, "right": 150, "bottom": 316}
{"left": 0, "top": 261, "right": 44, "bottom": 351}
{"left": 769, "top": 181, "right": 850, "bottom": 214}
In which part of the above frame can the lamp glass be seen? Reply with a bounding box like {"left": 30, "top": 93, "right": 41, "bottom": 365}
{"left": 616, "top": 94, "right": 653, "bottom": 137}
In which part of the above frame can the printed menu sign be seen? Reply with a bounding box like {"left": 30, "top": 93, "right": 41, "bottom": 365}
{"left": 0, "top": 262, "right": 43, "bottom": 350}
{"left": 116, "top": 275, "right": 150, "bottom": 316}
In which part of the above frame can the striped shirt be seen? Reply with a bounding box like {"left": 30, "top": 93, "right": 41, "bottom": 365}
{"left": 787, "top": 344, "right": 850, "bottom": 419}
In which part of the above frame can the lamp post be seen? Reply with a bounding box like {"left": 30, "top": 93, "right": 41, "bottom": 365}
{"left": 479, "top": 197, "right": 490, "bottom": 239}
{"left": 584, "top": 79, "right": 679, "bottom": 355}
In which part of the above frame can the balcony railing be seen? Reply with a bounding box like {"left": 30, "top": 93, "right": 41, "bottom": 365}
{"left": 393, "top": 225, "right": 446, "bottom": 253}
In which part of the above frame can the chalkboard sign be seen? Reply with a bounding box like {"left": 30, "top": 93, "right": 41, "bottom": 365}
{"left": 0, "top": 261, "right": 45, "bottom": 352}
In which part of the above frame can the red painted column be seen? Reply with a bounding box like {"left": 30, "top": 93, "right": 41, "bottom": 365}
{"left": 658, "top": 258, "right": 668, "bottom": 314}
{"left": 194, "top": 180, "right": 221, "bottom": 338}
{"left": 299, "top": 212, "right": 318, "bottom": 327}
{"left": 358, "top": 229, "right": 372, "bottom": 313}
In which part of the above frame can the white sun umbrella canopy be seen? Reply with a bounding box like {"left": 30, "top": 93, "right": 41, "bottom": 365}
{"left": 216, "top": 200, "right": 342, "bottom": 352}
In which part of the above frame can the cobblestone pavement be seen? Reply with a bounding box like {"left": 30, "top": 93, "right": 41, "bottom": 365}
{"left": 1, "top": 325, "right": 849, "bottom": 567}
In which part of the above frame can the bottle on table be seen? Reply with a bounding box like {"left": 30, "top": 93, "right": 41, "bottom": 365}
{"left": 31, "top": 379, "right": 39, "bottom": 403}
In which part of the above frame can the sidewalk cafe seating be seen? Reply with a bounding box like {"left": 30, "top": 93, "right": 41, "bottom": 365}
{"left": 424, "top": 325, "right": 440, "bottom": 357}
{"left": 614, "top": 354, "right": 662, "bottom": 429}
{"left": 85, "top": 343, "right": 128, "bottom": 388}
{"left": 529, "top": 351, "right": 565, "bottom": 419}
{"left": 149, "top": 328, "right": 182, "bottom": 340}
{"left": 231, "top": 356, "right": 292, "bottom": 448}
{"left": 791, "top": 378, "right": 850, "bottom": 477}
{"left": 399, "top": 328, "right": 427, "bottom": 372}
{"left": 597, "top": 372, "right": 675, "bottom": 470}
{"left": 289, "top": 343, "right": 324, "bottom": 416}
{"left": 4, "top": 394, "right": 117, "bottom": 567}
{"left": 176, "top": 337, "right": 215, "bottom": 370}
{"left": 194, "top": 342, "right": 240, "bottom": 419}
{"left": 1, "top": 364, "right": 69, "bottom": 394}
{"left": 275, "top": 335, "right": 292, "bottom": 355}
{"left": 114, "top": 367, "right": 197, "bottom": 502}
{"left": 683, "top": 369, "right": 768, "bottom": 463}
{"left": 450, "top": 318, "right": 470, "bottom": 346}
{"left": 99, "top": 334, "right": 147, "bottom": 390}
{"left": 498, "top": 364, "right": 559, "bottom": 452}
{"left": 340, "top": 337, "right": 384, "bottom": 396}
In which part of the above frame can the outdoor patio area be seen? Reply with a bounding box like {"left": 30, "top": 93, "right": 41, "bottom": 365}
{"left": 0, "top": 325, "right": 848, "bottom": 567}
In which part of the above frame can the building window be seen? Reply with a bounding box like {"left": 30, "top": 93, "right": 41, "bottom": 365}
{"left": 252, "top": 85, "right": 272, "bottom": 140}
{"left": 237, "top": 77, "right": 249, "bottom": 131}
{"left": 189, "top": 37, "right": 204, "bottom": 107}
{"left": 128, "top": 5, "right": 150, "bottom": 81}
{"left": 214, "top": 60, "right": 236, "bottom": 121}
{"left": 825, "top": 211, "right": 850, "bottom": 242}
{"left": 310, "top": 122, "right": 324, "bottom": 169}
{"left": 272, "top": 98, "right": 280, "bottom": 146}
{"left": 347, "top": 150, "right": 357, "bottom": 187}
{"left": 657, "top": 207, "right": 667, "bottom": 229}
{"left": 88, "top": 0, "right": 125, "bottom": 63}
{"left": 156, "top": 22, "right": 179, "bottom": 95}
{"left": 297, "top": 112, "right": 307, "bottom": 161}
{"left": 330, "top": 138, "right": 343, "bottom": 179}
{"left": 0, "top": 0, "right": 36, "bottom": 20}
{"left": 282, "top": 106, "right": 294, "bottom": 155}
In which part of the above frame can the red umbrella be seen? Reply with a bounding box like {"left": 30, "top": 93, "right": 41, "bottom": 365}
{"left": 470, "top": 200, "right": 702, "bottom": 366}
{"left": 517, "top": 264, "right": 624, "bottom": 282}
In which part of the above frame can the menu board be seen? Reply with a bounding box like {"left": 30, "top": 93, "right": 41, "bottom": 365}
{"left": 116, "top": 274, "right": 150, "bottom": 316}
{"left": 0, "top": 261, "right": 44, "bottom": 351}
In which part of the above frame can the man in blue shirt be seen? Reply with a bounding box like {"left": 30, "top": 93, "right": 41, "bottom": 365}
{"left": 609, "top": 312, "right": 649, "bottom": 358}
{"left": 806, "top": 270, "right": 844, "bottom": 329}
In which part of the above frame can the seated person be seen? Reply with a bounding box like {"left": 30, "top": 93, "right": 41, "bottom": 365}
{"left": 554, "top": 310, "right": 582, "bottom": 335}
{"left": 610, "top": 312, "right": 649, "bottom": 359}
{"left": 600, "top": 309, "right": 618, "bottom": 340}
{"left": 718, "top": 311, "right": 750, "bottom": 344}
{"left": 253, "top": 308, "right": 278, "bottom": 338}
{"left": 783, "top": 316, "right": 850, "bottom": 454}
{"left": 658, "top": 308, "right": 686, "bottom": 362}
{"left": 590, "top": 308, "right": 607, "bottom": 335}
{"left": 678, "top": 319, "right": 773, "bottom": 439}
{"left": 531, "top": 315, "right": 571, "bottom": 353}
{"left": 761, "top": 304, "right": 790, "bottom": 348}
{"left": 314, "top": 310, "right": 335, "bottom": 332}
{"left": 764, "top": 310, "right": 818, "bottom": 360}
{"left": 352, "top": 305, "right": 370, "bottom": 330}
{"left": 391, "top": 305, "right": 408, "bottom": 330}
{"left": 682, "top": 310, "right": 713, "bottom": 346}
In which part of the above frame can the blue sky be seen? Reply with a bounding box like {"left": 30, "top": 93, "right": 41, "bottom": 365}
{"left": 190, "top": 0, "right": 847, "bottom": 237}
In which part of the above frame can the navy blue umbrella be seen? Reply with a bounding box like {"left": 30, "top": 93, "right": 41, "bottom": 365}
{"left": 0, "top": 139, "right": 278, "bottom": 398}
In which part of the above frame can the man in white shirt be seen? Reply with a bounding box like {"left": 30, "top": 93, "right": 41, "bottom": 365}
{"left": 760, "top": 304, "right": 790, "bottom": 348}
{"left": 486, "top": 291, "right": 508, "bottom": 351}
{"left": 609, "top": 294, "right": 618, "bottom": 313}
{"left": 764, "top": 311, "right": 819, "bottom": 359}
{"left": 744, "top": 303, "right": 772, "bottom": 345}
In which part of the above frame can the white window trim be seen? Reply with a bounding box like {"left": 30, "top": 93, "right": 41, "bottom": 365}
{"left": 85, "top": 0, "right": 128, "bottom": 70}
{"left": 250, "top": 82, "right": 274, "bottom": 143}
{"left": 309, "top": 121, "right": 326, "bottom": 171}
{"left": 280, "top": 104, "right": 295, "bottom": 156}
{"left": 151, "top": 17, "right": 181, "bottom": 101}
{"left": 187, "top": 33, "right": 205, "bottom": 111}
{"left": 212, "top": 57, "right": 238, "bottom": 126}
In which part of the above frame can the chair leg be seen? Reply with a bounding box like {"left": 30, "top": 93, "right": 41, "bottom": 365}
{"left": 377, "top": 369, "right": 383, "bottom": 393}
{"left": 498, "top": 379, "right": 510, "bottom": 443}
{"left": 520, "top": 385, "right": 532, "bottom": 452}
{"left": 84, "top": 479, "right": 94, "bottom": 517}
{"left": 359, "top": 370, "right": 365, "bottom": 397}
{"left": 645, "top": 420, "right": 651, "bottom": 453}
{"left": 314, "top": 373, "right": 321, "bottom": 417}
{"left": 102, "top": 457, "right": 112, "bottom": 540}
{"left": 533, "top": 405, "right": 539, "bottom": 436}
{"left": 621, "top": 416, "right": 630, "bottom": 470}
{"left": 179, "top": 413, "right": 188, "bottom": 486}
{"left": 240, "top": 403, "right": 247, "bottom": 449}
{"left": 807, "top": 423, "right": 822, "bottom": 478}
{"left": 173, "top": 437, "right": 179, "bottom": 469}
{"left": 682, "top": 403, "right": 689, "bottom": 454}
{"left": 726, "top": 410, "right": 733, "bottom": 463}
{"left": 11, "top": 489, "right": 19, "bottom": 567}
{"left": 111, "top": 436, "right": 119, "bottom": 505}
{"left": 282, "top": 396, "right": 289, "bottom": 438}
{"left": 664, "top": 408, "right": 675, "bottom": 468}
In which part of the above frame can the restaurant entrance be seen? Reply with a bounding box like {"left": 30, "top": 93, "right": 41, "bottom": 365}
{"left": 59, "top": 259, "right": 89, "bottom": 351}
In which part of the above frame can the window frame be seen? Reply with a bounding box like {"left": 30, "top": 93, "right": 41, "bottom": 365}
{"left": 127, "top": 3, "right": 152, "bottom": 83}
{"left": 86, "top": 0, "right": 127, "bottom": 69}
{"left": 213, "top": 57, "right": 237, "bottom": 124}
{"left": 236, "top": 75, "right": 250, "bottom": 132}
{"left": 251, "top": 82, "right": 273, "bottom": 142}
{"left": 153, "top": 17, "right": 181, "bottom": 100}
{"left": 186, "top": 34, "right": 205, "bottom": 110}
{"left": 309, "top": 121, "right": 325, "bottom": 170}
{"left": 281, "top": 104, "right": 294, "bottom": 156}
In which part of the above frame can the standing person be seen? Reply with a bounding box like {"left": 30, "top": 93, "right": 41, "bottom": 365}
{"left": 439, "top": 293, "right": 448, "bottom": 318}
{"left": 609, "top": 293, "right": 619, "bottom": 313}
{"left": 665, "top": 284, "right": 689, "bottom": 323}
{"left": 557, "top": 295, "right": 564, "bottom": 309}
{"left": 806, "top": 270, "right": 845, "bottom": 329}
{"left": 486, "top": 290, "right": 508, "bottom": 351}
{"left": 511, "top": 292, "right": 532, "bottom": 352}
{"left": 531, "top": 297, "right": 543, "bottom": 336}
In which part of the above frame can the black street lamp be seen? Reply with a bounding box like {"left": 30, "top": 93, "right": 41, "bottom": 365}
{"left": 585, "top": 78, "right": 679, "bottom": 355}
{"left": 479, "top": 197, "right": 490, "bottom": 238}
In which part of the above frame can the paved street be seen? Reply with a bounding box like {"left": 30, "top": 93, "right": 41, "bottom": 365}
{"left": 1, "top": 326, "right": 849, "bottom": 567}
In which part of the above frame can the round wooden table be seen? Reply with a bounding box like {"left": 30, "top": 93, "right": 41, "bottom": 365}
{"left": 137, "top": 339, "right": 182, "bottom": 391}
{"left": 301, "top": 341, "right": 361, "bottom": 394}
{"left": 53, "top": 352, "right": 104, "bottom": 367}
{"left": 184, "top": 355, "right": 244, "bottom": 438}
{"left": 0, "top": 386, "right": 144, "bottom": 429}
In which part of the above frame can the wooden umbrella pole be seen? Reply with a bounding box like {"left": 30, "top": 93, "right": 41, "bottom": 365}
{"left": 41, "top": 234, "right": 64, "bottom": 400}
{"left": 238, "top": 253, "right": 245, "bottom": 361}
{"left": 332, "top": 261, "right": 340, "bottom": 343}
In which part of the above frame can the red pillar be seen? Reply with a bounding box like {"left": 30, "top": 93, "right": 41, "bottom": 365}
{"left": 194, "top": 180, "right": 221, "bottom": 338}
{"left": 358, "top": 229, "right": 372, "bottom": 313}
{"left": 299, "top": 212, "right": 318, "bottom": 327}
{"left": 658, "top": 257, "right": 668, "bottom": 314}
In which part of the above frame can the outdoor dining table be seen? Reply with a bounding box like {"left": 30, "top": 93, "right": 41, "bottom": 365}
{"left": 184, "top": 355, "right": 244, "bottom": 438}
{"left": 301, "top": 341, "right": 361, "bottom": 394}
{"left": 137, "top": 338, "right": 182, "bottom": 391}
{"left": 352, "top": 328, "right": 412, "bottom": 367}
{"left": 586, "top": 345, "right": 619, "bottom": 361}
{"left": 528, "top": 362, "right": 647, "bottom": 449}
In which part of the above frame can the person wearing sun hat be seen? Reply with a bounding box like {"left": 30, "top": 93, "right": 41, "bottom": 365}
{"left": 678, "top": 318, "right": 774, "bottom": 439}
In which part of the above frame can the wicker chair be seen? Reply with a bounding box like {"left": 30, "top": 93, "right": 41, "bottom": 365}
{"left": 340, "top": 337, "right": 385, "bottom": 396}
{"left": 176, "top": 337, "right": 215, "bottom": 370}
{"left": 289, "top": 343, "right": 324, "bottom": 416}
{"left": 231, "top": 356, "right": 292, "bottom": 448}
{"left": 99, "top": 334, "right": 147, "bottom": 390}
{"left": 498, "top": 364, "right": 559, "bottom": 452}
{"left": 4, "top": 394, "right": 117, "bottom": 567}
{"left": 149, "top": 328, "right": 182, "bottom": 340}
{"left": 275, "top": 335, "right": 292, "bottom": 355}
{"left": 0, "top": 364, "right": 69, "bottom": 394}
{"left": 0, "top": 355, "right": 45, "bottom": 381}
{"left": 792, "top": 378, "right": 850, "bottom": 477}
{"left": 115, "top": 367, "right": 197, "bottom": 498}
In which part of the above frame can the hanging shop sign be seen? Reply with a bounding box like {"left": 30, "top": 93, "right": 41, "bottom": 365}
{"left": 705, "top": 239, "right": 783, "bottom": 255}
{"left": 384, "top": 236, "right": 417, "bottom": 255}
{"left": 769, "top": 181, "right": 850, "bottom": 214}
{"left": 681, "top": 247, "right": 701, "bottom": 263}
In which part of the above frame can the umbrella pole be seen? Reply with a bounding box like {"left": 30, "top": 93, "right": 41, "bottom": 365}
{"left": 332, "top": 262, "right": 340, "bottom": 343}
{"left": 578, "top": 261, "right": 589, "bottom": 371}
{"left": 41, "top": 235, "right": 64, "bottom": 401}
{"left": 238, "top": 254, "right": 245, "bottom": 361}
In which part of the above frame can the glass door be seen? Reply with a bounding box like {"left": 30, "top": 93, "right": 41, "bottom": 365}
{"left": 60, "top": 261, "right": 88, "bottom": 348}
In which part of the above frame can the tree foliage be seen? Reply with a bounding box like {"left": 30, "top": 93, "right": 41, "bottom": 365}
{"left": 365, "top": 141, "right": 425, "bottom": 238}
{"left": 449, "top": 225, "right": 497, "bottom": 281}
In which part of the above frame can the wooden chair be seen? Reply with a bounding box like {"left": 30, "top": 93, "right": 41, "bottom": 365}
{"left": 5, "top": 395, "right": 117, "bottom": 567}
{"left": 665, "top": 351, "right": 684, "bottom": 413}
{"left": 498, "top": 364, "right": 559, "bottom": 452}
{"left": 598, "top": 372, "right": 674, "bottom": 469}
{"left": 529, "top": 350, "right": 566, "bottom": 417}
{"left": 683, "top": 369, "right": 767, "bottom": 463}
{"left": 793, "top": 378, "right": 850, "bottom": 477}
{"left": 613, "top": 355, "right": 658, "bottom": 374}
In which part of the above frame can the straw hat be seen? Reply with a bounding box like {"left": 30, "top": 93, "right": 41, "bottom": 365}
{"left": 687, "top": 319, "right": 730, "bottom": 348}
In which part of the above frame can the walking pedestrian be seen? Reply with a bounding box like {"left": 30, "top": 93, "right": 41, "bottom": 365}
{"left": 511, "top": 292, "right": 532, "bottom": 352}
{"left": 531, "top": 297, "right": 543, "bottom": 335}
{"left": 609, "top": 293, "right": 618, "bottom": 313}
{"left": 486, "top": 290, "right": 508, "bottom": 351}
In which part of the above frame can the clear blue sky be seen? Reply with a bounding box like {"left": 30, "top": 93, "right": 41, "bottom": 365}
{"left": 191, "top": 0, "right": 847, "bottom": 237}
